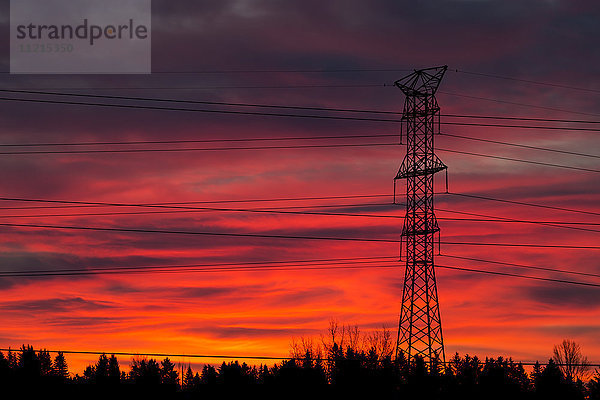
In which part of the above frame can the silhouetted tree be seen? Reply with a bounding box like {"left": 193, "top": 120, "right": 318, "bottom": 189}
{"left": 108, "top": 354, "right": 120, "bottom": 384}
{"left": 553, "top": 339, "right": 590, "bottom": 382}
{"left": 535, "top": 358, "right": 584, "bottom": 399}
{"left": 217, "top": 361, "right": 256, "bottom": 384}
{"left": 200, "top": 364, "right": 217, "bottom": 384}
{"left": 129, "top": 357, "right": 161, "bottom": 386}
{"left": 0, "top": 351, "right": 9, "bottom": 384}
{"left": 52, "top": 352, "right": 69, "bottom": 381}
{"left": 95, "top": 353, "right": 110, "bottom": 384}
{"left": 182, "top": 366, "right": 195, "bottom": 391}
{"left": 18, "top": 345, "right": 41, "bottom": 380}
{"left": 7, "top": 348, "right": 17, "bottom": 370}
{"left": 82, "top": 365, "right": 95, "bottom": 383}
{"left": 589, "top": 369, "right": 600, "bottom": 400}
{"left": 192, "top": 372, "right": 201, "bottom": 387}
{"left": 160, "top": 357, "right": 179, "bottom": 386}
{"left": 38, "top": 349, "right": 52, "bottom": 377}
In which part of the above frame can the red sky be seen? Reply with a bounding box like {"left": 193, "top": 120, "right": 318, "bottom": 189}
{"left": 0, "top": 0, "right": 599, "bottom": 373}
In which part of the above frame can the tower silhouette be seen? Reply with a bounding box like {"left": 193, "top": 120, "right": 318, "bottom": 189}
{"left": 394, "top": 66, "right": 447, "bottom": 367}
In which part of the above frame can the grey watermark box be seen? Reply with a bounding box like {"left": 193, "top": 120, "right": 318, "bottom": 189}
{"left": 10, "top": 0, "right": 151, "bottom": 74}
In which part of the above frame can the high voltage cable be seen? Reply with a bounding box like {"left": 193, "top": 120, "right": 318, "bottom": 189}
{"left": 0, "top": 133, "right": 598, "bottom": 168}
{"left": 4, "top": 263, "right": 401, "bottom": 278}
{"left": 3, "top": 95, "right": 600, "bottom": 132}
{"left": 2, "top": 208, "right": 600, "bottom": 237}
{"left": 438, "top": 254, "right": 600, "bottom": 279}
{"left": 2, "top": 221, "right": 600, "bottom": 250}
{"left": 1, "top": 133, "right": 599, "bottom": 158}
{"left": 436, "top": 208, "right": 600, "bottom": 235}
{"left": 440, "top": 133, "right": 600, "bottom": 160}
{"left": 435, "top": 265, "right": 600, "bottom": 288}
{"left": 0, "top": 134, "right": 399, "bottom": 148}
{"left": 2, "top": 253, "right": 598, "bottom": 282}
{"left": 1, "top": 258, "right": 598, "bottom": 288}
{"left": 0, "top": 201, "right": 392, "bottom": 212}
{"left": 0, "top": 256, "right": 399, "bottom": 277}
{"left": 446, "top": 192, "right": 600, "bottom": 217}
{"left": 2, "top": 192, "right": 599, "bottom": 220}
{"left": 0, "top": 142, "right": 398, "bottom": 155}
{"left": 0, "top": 84, "right": 389, "bottom": 90}
{"left": 3, "top": 88, "right": 600, "bottom": 128}
{"left": 0, "top": 140, "right": 598, "bottom": 175}
{"left": 0, "top": 347, "right": 597, "bottom": 366}
{"left": 0, "top": 67, "right": 411, "bottom": 74}
{"left": 437, "top": 148, "right": 600, "bottom": 173}
{"left": 4, "top": 88, "right": 600, "bottom": 125}
{"left": 0, "top": 347, "right": 288, "bottom": 361}
{"left": 2, "top": 209, "right": 600, "bottom": 229}
{"left": 452, "top": 68, "right": 600, "bottom": 94}
{"left": 0, "top": 196, "right": 391, "bottom": 211}
{"left": 0, "top": 206, "right": 404, "bottom": 220}
{"left": 0, "top": 346, "right": 597, "bottom": 367}
{"left": 439, "top": 91, "right": 600, "bottom": 118}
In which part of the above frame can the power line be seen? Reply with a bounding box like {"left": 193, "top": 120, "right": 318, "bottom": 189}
{"left": 2, "top": 194, "right": 599, "bottom": 227}
{"left": 0, "top": 194, "right": 390, "bottom": 208}
{"left": 438, "top": 148, "right": 600, "bottom": 173}
{"left": 0, "top": 347, "right": 596, "bottom": 366}
{"left": 437, "top": 208, "right": 600, "bottom": 235}
{"left": 0, "top": 138, "right": 597, "bottom": 177}
{"left": 442, "top": 241, "right": 600, "bottom": 250}
{"left": 2, "top": 256, "right": 599, "bottom": 289}
{"left": 0, "top": 134, "right": 398, "bottom": 148}
{"left": 440, "top": 133, "right": 600, "bottom": 160}
{"left": 6, "top": 88, "right": 600, "bottom": 124}
{"left": 446, "top": 192, "right": 600, "bottom": 217}
{"left": 3, "top": 207, "right": 600, "bottom": 235}
{"left": 3, "top": 209, "right": 600, "bottom": 228}
{"left": 0, "top": 67, "right": 411, "bottom": 75}
{"left": 0, "top": 96, "right": 402, "bottom": 123}
{"left": 0, "top": 206, "right": 403, "bottom": 220}
{"left": 0, "top": 347, "right": 287, "bottom": 361}
{"left": 439, "top": 91, "right": 600, "bottom": 118}
{"left": 0, "top": 84, "right": 390, "bottom": 90}
{"left": 0, "top": 142, "right": 398, "bottom": 155}
{"left": 0, "top": 256, "right": 399, "bottom": 277}
{"left": 452, "top": 68, "right": 600, "bottom": 94}
{"left": 5, "top": 88, "right": 600, "bottom": 125}
{"left": 2, "top": 221, "right": 600, "bottom": 250}
{"left": 3, "top": 95, "right": 600, "bottom": 132}
{"left": 0, "top": 134, "right": 397, "bottom": 147}
{"left": 438, "top": 254, "right": 600, "bottom": 279}
{"left": 0, "top": 221, "right": 398, "bottom": 243}
{"left": 436, "top": 264, "right": 600, "bottom": 288}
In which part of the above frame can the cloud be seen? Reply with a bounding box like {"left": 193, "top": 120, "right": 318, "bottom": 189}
{"left": 525, "top": 284, "right": 600, "bottom": 308}
{"left": 0, "top": 297, "right": 114, "bottom": 313}
{"left": 182, "top": 325, "right": 317, "bottom": 339}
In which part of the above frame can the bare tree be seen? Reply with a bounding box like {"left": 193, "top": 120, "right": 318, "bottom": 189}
{"left": 552, "top": 339, "right": 590, "bottom": 382}
{"left": 363, "top": 326, "right": 394, "bottom": 361}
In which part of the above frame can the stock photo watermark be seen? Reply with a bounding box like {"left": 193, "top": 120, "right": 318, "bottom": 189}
{"left": 10, "top": 0, "right": 151, "bottom": 74}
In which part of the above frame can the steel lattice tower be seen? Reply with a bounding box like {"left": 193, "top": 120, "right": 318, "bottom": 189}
{"left": 394, "top": 66, "right": 448, "bottom": 367}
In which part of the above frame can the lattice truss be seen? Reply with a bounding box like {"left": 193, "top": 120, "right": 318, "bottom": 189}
{"left": 394, "top": 66, "right": 448, "bottom": 366}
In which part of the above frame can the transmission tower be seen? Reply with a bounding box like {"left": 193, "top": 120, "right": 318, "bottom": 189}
{"left": 394, "top": 66, "right": 448, "bottom": 367}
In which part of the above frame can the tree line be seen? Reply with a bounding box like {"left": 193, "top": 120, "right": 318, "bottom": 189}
{"left": 0, "top": 325, "right": 598, "bottom": 399}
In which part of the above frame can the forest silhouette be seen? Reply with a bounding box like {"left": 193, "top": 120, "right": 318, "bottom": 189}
{"left": 1, "top": 325, "right": 599, "bottom": 400}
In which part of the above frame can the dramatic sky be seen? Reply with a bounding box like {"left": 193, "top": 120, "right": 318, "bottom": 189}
{"left": 1, "top": 0, "right": 599, "bottom": 372}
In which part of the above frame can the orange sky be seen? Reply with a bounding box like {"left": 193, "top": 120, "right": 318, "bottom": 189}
{"left": 1, "top": 0, "right": 599, "bottom": 374}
